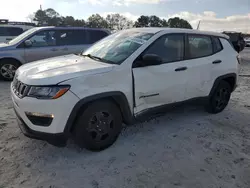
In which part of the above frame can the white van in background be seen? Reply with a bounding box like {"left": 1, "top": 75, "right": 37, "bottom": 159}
{"left": 0, "top": 19, "right": 35, "bottom": 43}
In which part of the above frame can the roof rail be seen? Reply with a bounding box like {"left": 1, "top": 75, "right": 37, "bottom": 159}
{"left": 223, "top": 31, "right": 241, "bottom": 34}
{"left": 0, "top": 19, "right": 36, "bottom": 26}
{"left": 0, "top": 19, "right": 8, "bottom": 24}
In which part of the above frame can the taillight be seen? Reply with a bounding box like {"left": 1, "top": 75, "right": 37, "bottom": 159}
{"left": 237, "top": 55, "right": 241, "bottom": 64}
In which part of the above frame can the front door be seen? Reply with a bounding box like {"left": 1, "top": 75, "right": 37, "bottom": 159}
{"left": 24, "top": 30, "right": 62, "bottom": 63}
{"left": 132, "top": 34, "right": 188, "bottom": 114}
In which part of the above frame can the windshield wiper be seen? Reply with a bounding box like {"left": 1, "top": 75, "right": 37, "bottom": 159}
{"left": 81, "top": 54, "right": 116, "bottom": 64}
{"left": 82, "top": 54, "right": 102, "bottom": 61}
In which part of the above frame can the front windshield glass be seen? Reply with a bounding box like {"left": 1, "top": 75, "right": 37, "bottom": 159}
{"left": 7, "top": 27, "right": 38, "bottom": 45}
{"left": 82, "top": 30, "right": 154, "bottom": 65}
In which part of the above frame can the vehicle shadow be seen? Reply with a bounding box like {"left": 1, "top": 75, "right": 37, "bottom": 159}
{"left": 22, "top": 103, "right": 209, "bottom": 156}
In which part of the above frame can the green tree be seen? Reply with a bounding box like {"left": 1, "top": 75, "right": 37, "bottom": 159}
{"left": 168, "top": 17, "right": 192, "bottom": 29}
{"left": 161, "top": 19, "right": 168, "bottom": 27}
{"left": 33, "top": 10, "right": 48, "bottom": 25}
{"left": 45, "top": 9, "right": 62, "bottom": 26}
{"left": 134, "top": 15, "right": 167, "bottom": 27}
{"left": 148, "top": 15, "right": 162, "bottom": 27}
{"left": 134, "top": 15, "right": 150, "bottom": 27}
{"left": 86, "top": 14, "right": 108, "bottom": 28}
{"left": 62, "top": 16, "right": 75, "bottom": 26}
{"left": 106, "top": 14, "right": 133, "bottom": 30}
{"left": 73, "top": 19, "right": 86, "bottom": 27}
{"left": 33, "top": 8, "right": 62, "bottom": 26}
{"left": 61, "top": 16, "right": 85, "bottom": 26}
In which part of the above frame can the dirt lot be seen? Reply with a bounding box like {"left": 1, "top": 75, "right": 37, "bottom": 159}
{"left": 0, "top": 49, "right": 250, "bottom": 188}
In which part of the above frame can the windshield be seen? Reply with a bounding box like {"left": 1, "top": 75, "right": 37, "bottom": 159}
{"left": 82, "top": 30, "right": 154, "bottom": 65}
{"left": 7, "top": 27, "right": 38, "bottom": 45}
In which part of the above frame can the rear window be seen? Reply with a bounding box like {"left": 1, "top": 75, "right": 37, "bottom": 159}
{"left": 86, "top": 30, "right": 109, "bottom": 44}
{"left": 0, "top": 27, "right": 23, "bottom": 36}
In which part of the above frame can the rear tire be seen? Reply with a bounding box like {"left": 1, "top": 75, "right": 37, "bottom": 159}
{"left": 206, "top": 80, "right": 231, "bottom": 114}
{"left": 73, "top": 100, "right": 122, "bottom": 151}
{"left": 0, "top": 60, "right": 20, "bottom": 81}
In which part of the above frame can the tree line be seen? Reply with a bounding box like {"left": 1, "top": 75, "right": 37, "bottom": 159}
{"left": 32, "top": 8, "right": 193, "bottom": 30}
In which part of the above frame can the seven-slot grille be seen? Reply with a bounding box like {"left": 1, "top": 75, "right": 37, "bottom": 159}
{"left": 12, "top": 77, "right": 30, "bottom": 98}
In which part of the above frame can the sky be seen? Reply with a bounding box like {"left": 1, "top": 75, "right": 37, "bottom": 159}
{"left": 0, "top": 0, "right": 249, "bottom": 33}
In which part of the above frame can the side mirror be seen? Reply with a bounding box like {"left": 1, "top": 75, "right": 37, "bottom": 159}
{"left": 24, "top": 40, "right": 32, "bottom": 47}
{"left": 141, "top": 54, "right": 162, "bottom": 67}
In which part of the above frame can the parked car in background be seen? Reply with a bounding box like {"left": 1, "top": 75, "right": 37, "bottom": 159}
{"left": 0, "top": 19, "right": 35, "bottom": 43}
{"left": 222, "top": 31, "right": 245, "bottom": 52}
{"left": 11, "top": 28, "right": 239, "bottom": 151}
{"left": 0, "top": 26, "right": 110, "bottom": 80}
{"left": 245, "top": 38, "right": 250, "bottom": 47}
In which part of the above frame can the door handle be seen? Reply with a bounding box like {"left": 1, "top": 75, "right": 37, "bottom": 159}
{"left": 212, "top": 60, "right": 222, "bottom": 64}
{"left": 175, "top": 67, "right": 187, "bottom": 72}
{"left": 50, "top": 48, "right": 58, "bottom": 52}
{"left": 6, "top": 38, "right": 12, "bottom": 41}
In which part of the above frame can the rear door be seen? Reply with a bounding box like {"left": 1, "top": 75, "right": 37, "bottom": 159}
{"left": 24, "top": 30, "right": 62, "bottom": 63}
{"left": 55, "top": 29, "right": 88, "bottom": 55}
{"left": 183, "top": 34, "right": 215, "bottom": 98}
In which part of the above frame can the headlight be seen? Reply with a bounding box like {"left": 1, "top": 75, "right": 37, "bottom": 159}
{"left": 27, "top": 85, "right": 70, "bottom": 99}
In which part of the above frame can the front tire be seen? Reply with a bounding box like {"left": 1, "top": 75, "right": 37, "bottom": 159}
{"left": 73, "top": 100, "right": 122, "bottom": 151}
{"left": 0, "top": 60, "right": 20, "bottom": 81}
{"left": 206, "top": 80, "right": 232, "bottom": 114}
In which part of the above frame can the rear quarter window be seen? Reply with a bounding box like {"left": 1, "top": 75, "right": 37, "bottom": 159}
{"left": 212, "top": 37, "right": 223, "bottom": 53}
{"left": 0, "top": 27, "right": 23, "bottom": 36}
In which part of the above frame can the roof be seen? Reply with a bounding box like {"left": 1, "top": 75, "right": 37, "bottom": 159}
{"left": 126, "top": 27, "right": 229, "bottom": 39}
{"left": 35, "top": 26, "right": 110, "bottom": 33}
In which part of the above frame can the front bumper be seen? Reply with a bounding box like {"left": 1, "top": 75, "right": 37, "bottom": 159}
{"left": 14, "top": 108, "right": 67, "bottom": 147}
{"left": 10, "top": 82, "right": 79, "bottom": 146}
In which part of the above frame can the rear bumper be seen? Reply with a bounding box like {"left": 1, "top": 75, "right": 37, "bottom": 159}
{"left": 14, "top": 108, "right": 68, "bottom": 147}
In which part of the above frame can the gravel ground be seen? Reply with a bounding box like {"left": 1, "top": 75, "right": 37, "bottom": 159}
{"left": 0, "top": 48, "right": 250, "bottom": 188}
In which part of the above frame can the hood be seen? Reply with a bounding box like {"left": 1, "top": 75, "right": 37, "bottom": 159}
{"left": 0, "top": 43, "right": 8, "bottom": 47}
{"left": 0, "top": 42, "right": 13, "bottom": 50}
{"left": 16, "top": 54, "right": 116, "bottom": 85}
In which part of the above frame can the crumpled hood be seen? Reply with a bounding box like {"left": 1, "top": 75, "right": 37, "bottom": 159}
{"left": 16, "top": 54, "right": 116, "bottom": 85}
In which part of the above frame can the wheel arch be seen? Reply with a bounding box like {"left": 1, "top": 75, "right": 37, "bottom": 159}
{"left": 64, "top": 91, "right": 134, "bottom": 134}
{"left": 209, "top": 73, "right": 237, "bottom": 97}
{"left": 0, "top": 57, "right": 23, "bottom": 66}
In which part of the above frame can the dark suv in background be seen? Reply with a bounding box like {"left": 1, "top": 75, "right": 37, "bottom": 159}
{"left": 222, "top": 31, "right": 245, "bottom": 52}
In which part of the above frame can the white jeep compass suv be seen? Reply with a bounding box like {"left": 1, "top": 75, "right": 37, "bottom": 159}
{"left": 11, "top": 28, "right": 239, "bottom": 151}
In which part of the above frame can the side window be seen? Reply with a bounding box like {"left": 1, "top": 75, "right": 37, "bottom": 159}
{"left": 188, "top": 35, "right": 213, "bottom": 58}
{"left": 212, "top": 37, "right": 223, "bottom": 53}
{"left": 143, "top": 34, "right": 184, "bottom": 63}
{"left": 0, "top": 27, "right": 23, "bottom": 36}
{"left": 7, "top": 27, "right": 23, "bottom": 36}
{"left": 28, "top": 30, "right": 56, "bottom": 47}
{"left": 87, "top": 30, "right": 109, "bottom": 44}
{"left": 0, "top": 27, "right": 5, "bottom": 36}
{"left": 56, "top": 30, "right": 87, "bottom": 46}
